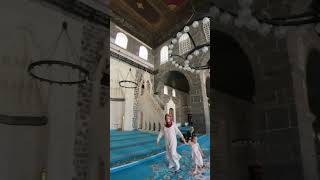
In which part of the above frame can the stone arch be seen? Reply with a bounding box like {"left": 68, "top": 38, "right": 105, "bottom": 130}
{"left": 211, "top": 29, "right": 257, "bottom": 180}
{"left": 149, "top": 122, "right": 151, "bottom": 131}
{"left": 213, "top": 30, "right": 255, "bottom": 101}
{"left": 158, "top": 122, "right": 161, "bottom": 131}
{"left": 154, "top": 67, "right": 194, "bottom": 96}
{"left": 153, "top": 122, "right": 156, "bottom": 131}
{"left": 287, "top": 28, "right": 320, "bottom": 180}
{"left": 212, "top": 26, "right": 261, "bottom": 88}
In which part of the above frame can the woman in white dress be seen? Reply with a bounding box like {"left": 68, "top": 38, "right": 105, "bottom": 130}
{"left": 188, "top": 135, "right": 204, "bottom": 175}
{"left": 157, "top": 114, "right": 186, "bottom": 171}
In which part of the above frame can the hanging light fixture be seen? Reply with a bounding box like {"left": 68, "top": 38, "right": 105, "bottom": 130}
{"left": 168, "top": 17, "right": 210, "bottom": 73}
{"left": 119, "top": 68, "right": 138, "bottom": 89}
{"left": 27, "top": 21, "right": 89, "bottom": 85}
{"left": 167, "top": 1, "right": 210, "bottom": 73}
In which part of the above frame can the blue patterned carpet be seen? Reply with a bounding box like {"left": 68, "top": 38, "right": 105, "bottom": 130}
{"left": 110, "top": 129, "right": 210, "bottom": 180}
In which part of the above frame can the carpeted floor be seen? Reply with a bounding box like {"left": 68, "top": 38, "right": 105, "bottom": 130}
{"left": 110, "top": 130, "right": 210, "bottom": 180}
{"left": 110, "top": 128, "right": 191, "bottom": 167}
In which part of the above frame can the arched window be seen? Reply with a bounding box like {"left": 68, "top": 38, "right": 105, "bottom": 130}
{"left": 160, "top": 46, "right": 169, "bottom": 64}
{"left": 203, "top": 20, "right": 210, "bottom": 42}
{"left": 172, "top": 89, "right": 176, "bottom": 97}
{"left": 139, "top": 46, "right": 148, "bottom": 60}
{"left": 115, "top": 32, "right": 128, "bottom": 49}
{"left": 179, "top": 33, "right": 192, "bottom": 55}
{"left": 141, "top": 82, "right": 145, "bottom": 96}
{"left": 164, "top": 85, "right": 168, "bottom": 95}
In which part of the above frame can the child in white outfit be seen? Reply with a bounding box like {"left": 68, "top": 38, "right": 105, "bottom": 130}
{"left": 188, "top": 135, "right": 204, "bottom": 175}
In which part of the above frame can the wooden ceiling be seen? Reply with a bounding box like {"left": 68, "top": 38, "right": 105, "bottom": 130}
{"left": 109, "top": 0, "right": 211, "bottom": 48}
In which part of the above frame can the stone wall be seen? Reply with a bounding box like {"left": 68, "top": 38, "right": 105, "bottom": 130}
{"left": 0, "top": 0, "right": 85, "bottom": 179}
{"left": 73, "top": 21, "right": 108, "bottom": 180}
{"left": 212, "top": 16, "right": 305, "bottom": 179}
{"left": 154, "top": 62, "right": 207, "bottom": 133}
{"left": 110, "top": 22, "right": 154, "bottom": 64}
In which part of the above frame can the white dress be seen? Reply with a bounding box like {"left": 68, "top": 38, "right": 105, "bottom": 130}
{"left": 190, "top": 142, "right": 203, "bottom": 166}
{"left": 157, "top": 124, "right": 184, "bottom": 164}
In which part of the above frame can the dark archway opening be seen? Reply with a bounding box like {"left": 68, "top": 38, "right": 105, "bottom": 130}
{"left": 212, "top": 30, "right": 255, "bottom": 102}
{"left": 212, "top": 30, "right": 256, "bottom": 180}
{"left": 162, "top": 71, "right": 190, "bottom": 124}
{"left": 164, "top": 71, "right": 190, "bottom": 93}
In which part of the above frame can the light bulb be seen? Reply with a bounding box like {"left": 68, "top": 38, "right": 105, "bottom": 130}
{"left": 202, "top": 46, "right": 209, "bottom": 53}
{"left": 172, "top": 38, "right": 177, "bottom": 44}
{"left": 177, "top": 32, "right": 182, "bottom": 38}
{"left": 193, "top": 50, "right": 200, "bottom": 56}
{"left": 192, "top": 21, "right": 199, "bottom": 28}
{"left": 187, "top": 55, "right": 193, "bottom": 60}
{"left": 258, "top": 23, "right": 272, "bottom": 36}
{"left": 315, "top": 23, "right": 320, "bottom": 34}
{"left": 203, "top": 17, "right": 210, "bottom": 24}
{"left": 184, "top": 26, "right": 190, "bottom": 33}
{"left": 220, "top": 12, "right": 232, "bottom": 24}
{"left": 211, "top": 6, "right": 220, "bottom": 18}
{"left": 169, "top": 44, "right": 174, "bottom": 49}
{"left": 247, "top": 17, "right": 259, "bottom": 31}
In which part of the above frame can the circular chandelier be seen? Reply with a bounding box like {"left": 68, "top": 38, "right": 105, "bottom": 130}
{"left": 211, "top": 0, "right": 320, "bottom": 38}
{"left": 168, "top": 16, "right": 210, "bottom": 74}
{"left": 28, "top": 22, "right": 89, "bottom": 85}
{"left": 119, "top": 68, "right": 138, "bottom": 89}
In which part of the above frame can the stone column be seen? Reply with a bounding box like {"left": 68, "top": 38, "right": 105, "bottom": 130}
{"left": 47, "top": 67, "right": 77, "bottom": 180}
{"left": 200, "top": 70, "right": 210, "bottom": 134}
{"left": 292, "top": 68, "right": 319, "bottom": 180}
{"left": 123, "top": 89, "right": 135, "bottom": 130}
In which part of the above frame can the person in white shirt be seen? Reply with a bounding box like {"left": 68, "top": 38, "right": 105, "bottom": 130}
{"left": 188, "top": 135, "right": 204, "bottom": 175}
{"left": 157, "top": 114, "right": 186, "bottom": 171}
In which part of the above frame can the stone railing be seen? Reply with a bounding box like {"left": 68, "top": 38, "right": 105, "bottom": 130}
{"left": 146, "top": 93, "right": 165, "bottom": 115}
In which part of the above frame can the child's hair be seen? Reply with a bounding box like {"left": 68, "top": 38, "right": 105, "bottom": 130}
{"left": 191, "top": 135, "right": 197, "bottom": 142}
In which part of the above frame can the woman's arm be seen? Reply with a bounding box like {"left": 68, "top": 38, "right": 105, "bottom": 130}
{"left": 174, "top": 125, "right": 186, "bottom": 143}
